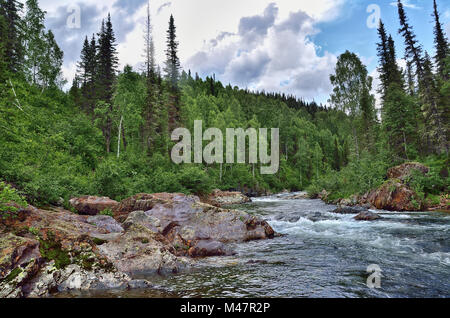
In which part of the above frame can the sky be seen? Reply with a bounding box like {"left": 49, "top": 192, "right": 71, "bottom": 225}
{"left": 30, "top": 0, "right": 450, "bottom": 105}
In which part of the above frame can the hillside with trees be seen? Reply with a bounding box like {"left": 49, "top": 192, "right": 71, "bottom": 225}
{"left": 0, "top": 0, "right": 448, "bottom": 210}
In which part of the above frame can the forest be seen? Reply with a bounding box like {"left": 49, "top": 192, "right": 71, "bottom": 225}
{"left": 0, "top": 0, "right": 448, "bottom": 210}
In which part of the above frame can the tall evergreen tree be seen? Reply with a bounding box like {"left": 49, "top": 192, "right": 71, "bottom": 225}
{"left": 422, "top": 52, "right": 448, "bottom": 155}
{"left": 0, "top": 11, "right": 7, "bottom": 83}
{"left": 142, "top": 1, "right": 158, "bottom": 153}
{"left": 432, "top": 0, "right": 449, "bottom": 80}
{"left": 164, "top": 14, "right": 180, "bottom": 89}
{"left": 0, "top": 0, "right": 23, "bottom": 74}
{"left": 397, "top": 0, "right": 424, "bottom": 78}
{"left": 143, "top": 1, "right": 155, "bottom": 82}
{"left": 164, "top": 14, "right": 181, "bottom": 130}
{"left": 77, "top": 34, "right": 97, "bottom": 113}
{"left": 96, "top": 14, "right": 118, "bottom": 153}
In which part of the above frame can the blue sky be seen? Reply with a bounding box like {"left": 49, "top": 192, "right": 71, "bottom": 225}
{"left": 34, "top": 0, "right": 450, "bottom": 105}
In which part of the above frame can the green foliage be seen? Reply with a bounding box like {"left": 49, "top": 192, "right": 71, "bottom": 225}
{"left": 405, "top": 157, "right": 449, "bottom": 197}
{"left": 0, "top": 182, "right": 27, "bottom": 217}
{"left": 99, "top": 208, "right": 114, "bottom": 217}
{"left": 39, "top": 237, "right": 71, "bottom": 269}
{"left": 307, "top": 153, "right": 388, "bottom": 201}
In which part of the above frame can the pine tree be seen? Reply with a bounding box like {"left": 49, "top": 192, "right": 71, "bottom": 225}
{"left": 164, "top": 14, "right": 181, "bottom": 130}
{"left": 397, "top": 0, "right": 424, "bottom": 78}
{"left": 0, "top": 0, "right": 23, "bottom": 74}
{"left": 0, "top": 11, "right": 7, "bottom": 83}
{"left": 78, "top": 37, "right": 90, "bottom": 86}
{"left": 376, "top": 20, "right": 390, "bottom": 98}
{"left": 432, "top": 0, "right": 449, "bottom": 80}
{"left": 77, "top": 34, "right": 97, "bottom": 113}
{"left": 143, "top": 1, "right": 155, "bottom": 82}
{"left": 422, "top": 52, "right": 448, "bottom": 154}
{"left": 96, "top": 14, "right": 118, "bottom": 153}
{"left": 142, "top": 2, "right": 158, "bottom": 153}
{"left": 164, "top": 15, "right": 180, "bottom": 89}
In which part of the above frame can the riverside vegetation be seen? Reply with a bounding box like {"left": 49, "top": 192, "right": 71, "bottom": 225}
{"left": 0, "top": 0, "right": 448, "bottom": 211}
{"left": 0, "top": 0, "right": 449, "bottom": 298}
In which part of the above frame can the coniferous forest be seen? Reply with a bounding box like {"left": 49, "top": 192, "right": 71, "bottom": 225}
{"left": 0, "top": 0, "right": 450, "bottom": 301}
{"left": 0, "top": 0, "right": 448, "bottom": 208}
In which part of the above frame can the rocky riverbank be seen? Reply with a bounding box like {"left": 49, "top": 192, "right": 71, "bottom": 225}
{"left": 0, "top": 193, "right": 274, "bottom": 298}
{"left": 317, "top": 163, "right": 449, "bottom": 212}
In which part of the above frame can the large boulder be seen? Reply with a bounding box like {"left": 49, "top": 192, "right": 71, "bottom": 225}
{"left": 113, "top": 193, "right": 178, "bottom": 222}
{"left": 69, "top": 196, "right": 118, "bottom": 216}
{"left": 387, "top": 162, "right": 429, "bottom": 180}
{"left": 0, "top": 207, "right": 149, "bottom": 297}
{"left": 114, "top": 193, "right": 275, "bottom": 257}
{"left": 332, "top": 206, "right": 367, "bottom": 214}
{"left": 97, "top": 223, "right": 191, "bottom": 276}
{"left": 367, "top": 179, "right": 421, "bottom": 211}
{"left": 86, "top": 215, "right": 124, "bottom": 234}
{"left": 203, "top": 189, "right": 251, "bottom": 207}
{"left": 354, "top": 211, "right": 381, "bottom": 221}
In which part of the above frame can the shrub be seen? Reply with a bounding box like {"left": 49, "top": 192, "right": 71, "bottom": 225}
{"left": 0, "top": 182, "right": 28, "bottom": 217}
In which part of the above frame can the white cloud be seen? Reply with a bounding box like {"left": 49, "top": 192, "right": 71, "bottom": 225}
{"left": 31, "top": 0, "right": 346, "bottom": 98}
{"left": 184, "top": 4, "right": 341, "bottom": 101}
{"left": 389, "top": 0, "right": 421, "bottom": 10}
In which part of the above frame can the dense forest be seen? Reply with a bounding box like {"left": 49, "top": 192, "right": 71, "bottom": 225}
{"left": 0, "top": 0, "right": 448, "bottom": 210}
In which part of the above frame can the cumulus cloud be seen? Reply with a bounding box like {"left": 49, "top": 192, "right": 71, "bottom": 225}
{"left": 185, "top": 4, "right": 337, "bottom": 101}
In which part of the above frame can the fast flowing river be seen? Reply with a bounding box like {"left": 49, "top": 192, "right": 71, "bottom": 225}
{"left": 60, "top": 193, "right": 450, "bottom": 298}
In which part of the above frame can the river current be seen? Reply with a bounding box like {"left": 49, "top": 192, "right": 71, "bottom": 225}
{"left": 59, "top": 193, "right": 450, "bottom": 298}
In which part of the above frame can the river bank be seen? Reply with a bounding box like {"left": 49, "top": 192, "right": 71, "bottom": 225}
{"left": 55, "top": 194, "right": 450, "bottom": 298}
{"left": 0, "top": 192, "right": 274, "bottom": 298}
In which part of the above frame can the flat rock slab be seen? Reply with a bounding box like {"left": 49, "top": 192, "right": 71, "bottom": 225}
{"left": 69, "top": 196, "right": 119, "bottom": 216}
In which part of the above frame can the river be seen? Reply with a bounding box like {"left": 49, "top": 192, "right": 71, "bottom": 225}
{"left": 58, "top": 193, "right": 450, "bottom": 298}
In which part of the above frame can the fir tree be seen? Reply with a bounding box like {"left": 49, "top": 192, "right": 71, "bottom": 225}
{"left": 143, "top": 1, "right": 155, "bottom": 82}
{"left": 164, "top": 14, "right": 180, "bottom": 89}
{"left": 422, "top": 52, "right": 448, "bottom": 155}
{"left": 164, "top": 14, "right": 181, "bottom": 129}
{"left": 397, "top": 0, "right": 423, "bottom": 77}
{"left": 432, "top": 0, "right": 449, "bottom": 80}
{"left": 0, "top": 0, "right": 23, "bottom": 74}
{"left": 96, "top": 14, "right": 118, "bottom": 153}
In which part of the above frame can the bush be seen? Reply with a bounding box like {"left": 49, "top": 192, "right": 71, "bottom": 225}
{"left": 0, "top": 182, "right": 27, "bottom": 217}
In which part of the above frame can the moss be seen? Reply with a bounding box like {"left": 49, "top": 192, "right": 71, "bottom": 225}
{"left": 77, "top": 253, "right": 96, "bottom": 271}
{"left": 92, "top": 238, "right": 107, "bottom": 245}
{"left": 39, "top": 239, "right": 71, "bottom": 269}
{"left": 4, "top": 267, "right": 23, "bottom": 283}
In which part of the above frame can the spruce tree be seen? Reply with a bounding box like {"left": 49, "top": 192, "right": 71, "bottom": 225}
{"left": 96, "top": 14, "right": 118, "bottom": 153}
{"left": 432, "top": 0, "right": 449, "bottom": 80}
{"left": 143, "top": 2, "right": 155, "bottom": 82}
{"left": 376, "top": 20, "right": 390, "bottom": 99}
{"left": 0, "top": 0, "right": 23, "bottom": 74}
{"left": 164, "top": 14, "right": 180, "bottom": 89}
{"left": 77, "top": 34, "right": 97, "bottom": 113}
{"left": 164, "top": 14, "right": 181, "bottom": 130}
{"left": 397, "top": 0, "right": 423, "bottom": 77}
{"left": 422, "top": 52, "right": 448, "bottom": 154}
{"left": 142, "top": 2, "right": 158, "bottom": 153}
